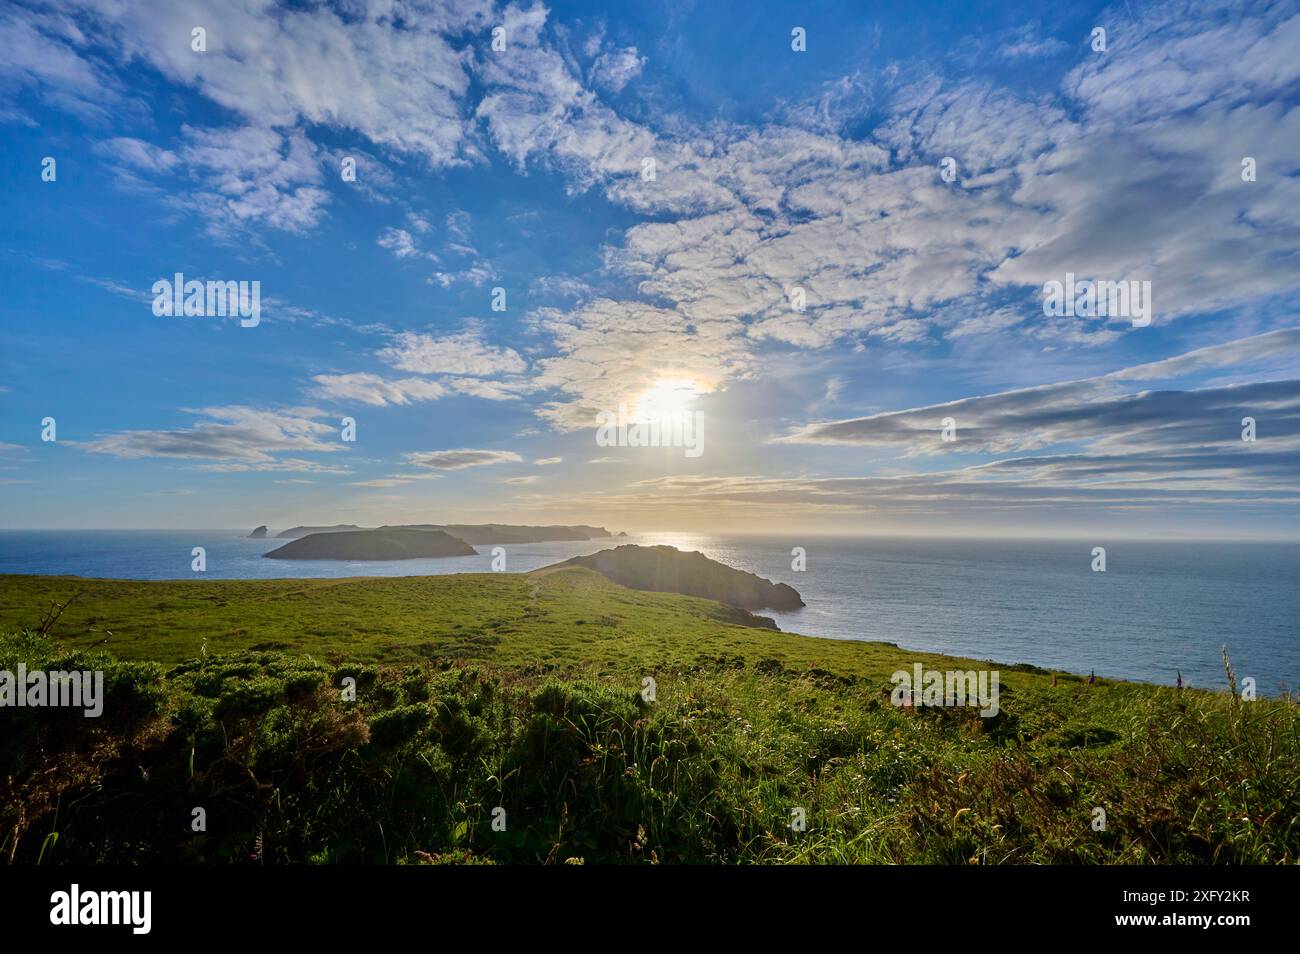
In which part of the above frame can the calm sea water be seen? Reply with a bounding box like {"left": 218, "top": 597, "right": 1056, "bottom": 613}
{"left": 0, "top": 530, "right": 1296, "bottom": 694}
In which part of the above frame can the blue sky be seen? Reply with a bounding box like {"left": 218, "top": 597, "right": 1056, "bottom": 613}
{"left": 2, "top": 0, "right": 1299, "bottom": 537}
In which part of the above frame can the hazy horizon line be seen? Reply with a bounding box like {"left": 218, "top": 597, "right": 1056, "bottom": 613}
{"left": 3, "top": 527, "right": 1299, "bottom": 544}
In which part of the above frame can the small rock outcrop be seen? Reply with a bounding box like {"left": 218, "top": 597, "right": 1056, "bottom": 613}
{"left": 247, "top": 526, "right": 268, "bottom": 539}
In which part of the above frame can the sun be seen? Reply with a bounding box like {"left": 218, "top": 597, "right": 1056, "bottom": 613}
{"left": 635, "top": 377, "right": 704, "bottom": 420}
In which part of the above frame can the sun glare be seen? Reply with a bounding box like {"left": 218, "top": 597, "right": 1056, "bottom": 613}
{"left": 635, "top": 377, "right": 703, "bottom": 420}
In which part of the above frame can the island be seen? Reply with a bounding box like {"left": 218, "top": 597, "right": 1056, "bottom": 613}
{"left": 274, "top": 522, "right": 616, "bottom": 544}
{"left": 247, "top": 525, "right": 268, "bottom": 539}
{"left": 263, "top": 528, "right": 477, "bottom": 561}
{"left": 382, "top": 523, "right": 612, "bottom": 544}
{"left": 275, "top": 524, "right": 365, "bottom": 539}
{"left": 540, "top": 544, "right": 805, "bottom": 613}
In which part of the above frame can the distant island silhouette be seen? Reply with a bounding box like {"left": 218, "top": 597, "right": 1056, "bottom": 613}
{"left": 263, "top": 528, "right": 476, "bottom": 560}
{"left": 267, "top": 523, "right": 614, "bottom": 544}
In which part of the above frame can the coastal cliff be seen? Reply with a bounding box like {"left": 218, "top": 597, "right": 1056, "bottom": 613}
{"left": 541, "top": 544, "right": 805, "bottom": 613}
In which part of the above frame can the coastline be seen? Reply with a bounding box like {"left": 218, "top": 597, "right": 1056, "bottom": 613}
{"left": 0, "top": 567, "right": 1228, "bottom": 693}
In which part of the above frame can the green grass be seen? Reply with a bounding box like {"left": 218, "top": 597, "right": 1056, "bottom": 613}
{"left": 1, "top": 569, "right": 1297, "bottom": 865}
{"left": 0, "top": 568, "right": 1023, "bottom": 677}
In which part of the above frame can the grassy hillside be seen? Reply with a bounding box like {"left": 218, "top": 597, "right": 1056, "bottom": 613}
{"left": 1, "top": 570, "right": 1296, "bottom": 865}
{"left": 0, "top": 569, "right": 962, "bottom": 674}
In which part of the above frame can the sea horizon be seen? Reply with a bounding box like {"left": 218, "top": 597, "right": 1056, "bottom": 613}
{"left": 4, "top": 527, "right": 1300, "bottom": 542}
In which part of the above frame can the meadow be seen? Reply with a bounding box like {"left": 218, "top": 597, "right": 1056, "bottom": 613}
{"left": 1, "top": 568, "right": 1296, "bottom": 864}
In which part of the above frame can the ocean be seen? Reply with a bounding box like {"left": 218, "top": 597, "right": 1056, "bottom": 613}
{"left": 0, "top": 530, "right": 1295, "bottom": 695}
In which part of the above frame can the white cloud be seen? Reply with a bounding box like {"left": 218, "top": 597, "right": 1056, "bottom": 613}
{"left": 446, "top": 209, "right": 472, "bottom": 242}
{"left": 72, "top": 0, "right": 489, "bottom": 166}
{"left": 431, "top": 261, "right": 498, "bottom": 287}
{"left": 23, "top": 0, "right": 499, "bottom": 236}
{"left": 999, "top": 23, "right": 1068, "bottom": 61}
{"left": 102, "top": 124, "right": 331, "bottom": 237}
{"left": 781, "top": 330, "right": 1300, "bottom": 483}
{"left": 309, "top": 373, "right": 448, "bottom": 407}
{"left": 0, "top": 8, "right": 120, "bottom": 123}
{"left": 94, "top": 137, "right": 180, "bottom": 174}
{"left": 377, "top": 329, "right": 526, "bottom": 376}
{"left": 198, "top": 458, "right": 352, "bottom": 474}
{"left": 404, "top": 448, "right": 523, "bottom": 469}
{"left": 377, "top": 227, "right": 426, "bottom": 259}
{"left": 445, "top": 377, "right": 533, "bottom": 401}
{"left": 480, "top": 0, "right": 1300, "bottom": 416}
{"left": 75, "top": 406, "right": 342, "bottom": 463}
{"left": 1064, "top": 4, "right": 1300, "bottom": 124}
{"left": 180, "top": 125, "right": 330, "bottom": 237}
{"left": 348, "top": 471, "right": 444, "bottom": 488}
{"left": 589, "top": 46, "right": 644, "bottom": 93}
